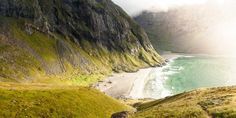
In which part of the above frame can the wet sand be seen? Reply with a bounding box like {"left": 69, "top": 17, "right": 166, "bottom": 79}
{"left": 95, "top": 53, "right": 181, "bottom": 98}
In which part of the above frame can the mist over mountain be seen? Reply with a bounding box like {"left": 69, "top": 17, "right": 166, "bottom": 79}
{"left": 112, "top": 0, "right": 208, "bottom": 15}
{"left": 135, "top": 0, "right": 236, "bottom": 54}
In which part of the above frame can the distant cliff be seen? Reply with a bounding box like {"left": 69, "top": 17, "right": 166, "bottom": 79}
{"left": 135, "top": 1, "right": 236, "bottom": 54}
{"left": 0, "top": 0, "right": 163, "bottom": 83}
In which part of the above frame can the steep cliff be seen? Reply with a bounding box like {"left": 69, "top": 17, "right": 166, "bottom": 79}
{"left": 0, "top": 0, "right": 163, "bottom": 83}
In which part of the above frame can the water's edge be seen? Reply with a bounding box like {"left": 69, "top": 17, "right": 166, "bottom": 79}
{"left": 128, "top": 54, "right": 182, "bottom": 99}
{"left": 131, "top": 54, "right": 236, "bottom": 99}
{"left": 95, "top": 53, "right": 236, "bottom": 100}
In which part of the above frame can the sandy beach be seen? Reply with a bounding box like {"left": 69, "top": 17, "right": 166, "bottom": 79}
{"left": 94, "top": 68, "right": 153, "bottom": 98}
{"left": 95, "top": 53, "right": 182, "bottom": 99}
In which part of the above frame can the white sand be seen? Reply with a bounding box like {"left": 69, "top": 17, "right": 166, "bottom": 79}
{"left": 94, "top": 68, "right": 153, "bottom": 98}
{"left": 95, "top": 53, "right": 181, "bottom": 99}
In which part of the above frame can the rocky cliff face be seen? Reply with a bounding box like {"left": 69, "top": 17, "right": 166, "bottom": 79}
{"left": 0, "top": 0, "right": 154, "bottom": 52}
{"left": 0, "top": 0, "right": 163, "bottom": 83}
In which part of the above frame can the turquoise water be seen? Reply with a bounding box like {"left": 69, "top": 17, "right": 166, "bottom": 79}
{"left": 143, "top": 56, "right": 236, "bottom": 99}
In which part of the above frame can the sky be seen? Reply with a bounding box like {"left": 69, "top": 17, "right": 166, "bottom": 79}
{"left": 112, "top": 0, "right": 224, "bottom": 15}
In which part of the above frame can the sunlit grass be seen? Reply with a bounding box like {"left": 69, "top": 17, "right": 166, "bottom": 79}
{"left": 0, "top": 83, "right": 133, "bottom": 118}
{"left": 131, "top": 87, "right": 236, "bottom": 118}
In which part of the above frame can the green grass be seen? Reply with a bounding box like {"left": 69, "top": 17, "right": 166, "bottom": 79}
{"left": 0, "top": 34, "right": 43, "bottom": 82}
{"left": 131, "top": 87, "right": 236, "bottom": 118}
{"left": 12, "top": 24, "right": 58, "bottom": 63}
{"left": 0, "top": 83, "right": 133, "bottom": 118}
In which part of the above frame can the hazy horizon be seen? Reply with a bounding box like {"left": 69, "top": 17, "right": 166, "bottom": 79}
{"left": 112, "top": 0, "right": 226, "bottom": 15}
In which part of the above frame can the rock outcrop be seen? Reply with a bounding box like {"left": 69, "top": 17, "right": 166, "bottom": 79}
{"left": 111, "top": 111, "right": 130, "bottom": 118}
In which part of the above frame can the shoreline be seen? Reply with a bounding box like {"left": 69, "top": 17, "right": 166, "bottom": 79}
{"left": 94, "top": 68, "right": 154, "bottom": 99}
{"left": 95, "top": 53, "right": 182, "bottom": 99}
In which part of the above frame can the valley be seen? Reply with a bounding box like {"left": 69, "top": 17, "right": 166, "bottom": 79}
{"left": 0, "top": 0, "right": 236, "bottom": 118}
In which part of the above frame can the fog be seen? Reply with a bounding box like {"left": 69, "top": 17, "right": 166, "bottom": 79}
{"left": 112, "top": 0, "right": 208, "bottom": 15}
{"left": 132, "top": 0, "right": 236, "bottom": 55}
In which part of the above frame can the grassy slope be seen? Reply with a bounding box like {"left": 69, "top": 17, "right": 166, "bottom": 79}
{"left": 0, "top": 83, "right": 132, "bottom": 118}
{"left": 131, "top": 87, "right": 236, "bottom": 118}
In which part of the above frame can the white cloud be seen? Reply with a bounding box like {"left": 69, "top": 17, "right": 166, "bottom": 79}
{"left": 112, "top": 0, "right": 208, "bottom": 15}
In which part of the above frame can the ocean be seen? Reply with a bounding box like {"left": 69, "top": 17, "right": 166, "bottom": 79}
{"left": 142, "top": 55, "right": 236, "bottom": 99}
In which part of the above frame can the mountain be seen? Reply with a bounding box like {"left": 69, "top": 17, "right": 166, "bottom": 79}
{"left": 0, "top": 0, "right": 163, "bottom": 83}
{"left": 134, "top": 1, "right": 236, "bottom": 54}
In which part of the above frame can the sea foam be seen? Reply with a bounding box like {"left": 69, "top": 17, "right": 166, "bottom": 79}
{"left": 129, "top": 55, "right": 182, "bottom": 99}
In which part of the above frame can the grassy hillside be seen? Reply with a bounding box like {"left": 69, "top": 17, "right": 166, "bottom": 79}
{"left": 131, "top": 87, "right": 236, "bottom": 118}
{"left": 0, "top": 83, "right": 132, "bottom": 118}
{"left": 0, "top": 0, "right": 164, "bottom": 84}
{"left": 0, "top": 16, "right": 163, "bottom": 84}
